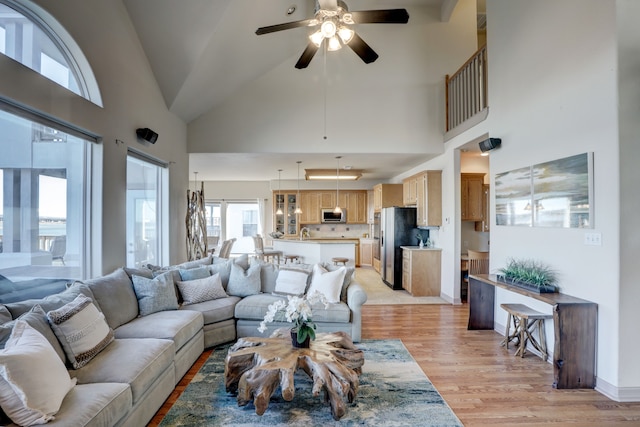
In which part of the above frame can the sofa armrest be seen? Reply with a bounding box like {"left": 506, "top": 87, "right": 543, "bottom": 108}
{"left": 346, "top": 282, "right": 367, "bottom": 342}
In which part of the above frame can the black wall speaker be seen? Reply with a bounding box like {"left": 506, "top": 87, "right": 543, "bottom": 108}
{"left": 136, "top": 128, "right": 158, "bottom": 144}
{"left": 479, "top": 137, "right": 501, "bottom": 153}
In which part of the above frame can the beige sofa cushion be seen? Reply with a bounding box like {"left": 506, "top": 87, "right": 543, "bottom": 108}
{"left": 84, "top": 269, "right": 138, "bottom": 330}
{"left": 114, "top": 310, "right": 203, "bottom": 352}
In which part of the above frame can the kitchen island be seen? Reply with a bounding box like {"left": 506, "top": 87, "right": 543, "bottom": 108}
{"left": 272, "top": 239, "right": 357, "bottom": 266}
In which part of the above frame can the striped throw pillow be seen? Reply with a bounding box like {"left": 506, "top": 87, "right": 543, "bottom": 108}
{"left": 46, "top": 294, "right": 114, "bottom": 369}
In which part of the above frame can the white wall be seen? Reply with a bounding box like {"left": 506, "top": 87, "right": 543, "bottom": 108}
{"left": 0, "top": 0, "right": 189, "bottom": 273}
{"left": 392, "top": 0, "right": 635, "bottom": 398}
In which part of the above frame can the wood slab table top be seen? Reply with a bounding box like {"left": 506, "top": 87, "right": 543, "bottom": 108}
{"left": 224, "top": 329, "right": 365, "bottom": 420}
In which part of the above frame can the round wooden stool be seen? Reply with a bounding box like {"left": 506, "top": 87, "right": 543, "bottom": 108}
{"left": 283, "top": 254, "right": 300, "bottom": 264}
{"left": 332, "top": 257, "right": 348, "bottom": 266}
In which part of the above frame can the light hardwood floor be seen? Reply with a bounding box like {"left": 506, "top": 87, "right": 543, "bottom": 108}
{"left": 149, "top": 300, "right": 640, "bottom": 426}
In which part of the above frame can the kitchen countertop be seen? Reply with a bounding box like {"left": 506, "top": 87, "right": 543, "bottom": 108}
{"left": 401, "top": 246, "right": 442, "bottom": 251}
{"left": 274, "top": 239, "right": 358, "bottom": 244}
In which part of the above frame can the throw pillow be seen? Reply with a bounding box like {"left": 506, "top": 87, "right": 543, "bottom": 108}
{"left": 122, "top": 266, "right": 154, "bottom": 280}
{"left": 46, "top": 294, "right": 114, "bottom": 369}
{"left": 0, "top": 306, "right": 10, "bottom": 324}
{"left": 307, "top": 264, "right": 347, "bottom": 304}
{"left": 208, "top": 261, "right": 232, "bottom": 290}
{"left": 320, "top": 262, "right": 356, "bottom": 302}
{"left": 178, "top": 266, "right": 211, "bottom": 281}
{"left": 274, "top": 269, "right": 309, "bottom": 296}
{"left": 175, "top": 254, "right": 213, "bottom": 270}
{"left": 0, "top": 305, "right": 66, "bottom": 364}
{"left": 0, "top": 320, "right": 77, "bottom": 426}
{"left": 227, "top": 263, "right": 261, "bottom": 297}
{"left": 83, "top": 268, "right": 138, "bottom": 329}
{"left": 176, "top": 273, "right": 228, "bottom": 305}
{"left": 131, "top": 271, "right": 179, "bottom": 316}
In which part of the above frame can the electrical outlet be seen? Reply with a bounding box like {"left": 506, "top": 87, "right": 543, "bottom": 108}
{"left": 584, "top": 232, "right": 602, "bottom": 246}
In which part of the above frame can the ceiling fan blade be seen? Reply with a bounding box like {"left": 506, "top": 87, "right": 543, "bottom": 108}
{"left": 295, "top": 43, "right": 319, "bottom": 69}
{"left": 318, "top": 0, "right": 338, "bottom": 10}
{"left": 348, "top": 33, "right": 379, "bottom": 64}
{"left": 349, "top": 9, "right": 410, "bottom": 24}
{"left": 256, "top": 18, "right": 315, "bottom": 35}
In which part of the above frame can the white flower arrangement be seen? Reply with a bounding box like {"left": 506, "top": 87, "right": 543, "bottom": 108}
{"left": 258, "top": 291, "right": 328, "bottom": 344}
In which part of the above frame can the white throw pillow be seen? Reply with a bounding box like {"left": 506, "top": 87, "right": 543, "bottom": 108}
{"left": 307, "top": 264, "right": 347, "bottom": 303}
{"left": 46, "top": 294, "right": 114, "bottom": 369}
{"left": 274, "top": 269, "right": 309, "bottom": 296}
{"left": 227, "top": 263, "right": 261, "bottom": 297}
{"left": 0, "top": 320, "right": 77, "bottom": 426}
{"left": 176, "top": 273, "right": 228, "bottom": 305}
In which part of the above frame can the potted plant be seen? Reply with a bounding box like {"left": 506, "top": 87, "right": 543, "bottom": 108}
{"left": 497, "top": 258, "right": 559, "bottom": 293}
{"left": 258, "top": 291, "right": 328, "bottom": 348}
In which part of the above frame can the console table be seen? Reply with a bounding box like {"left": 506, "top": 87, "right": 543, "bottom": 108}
{"left": 468, "top": 274, "right": 597, "bottom": 389}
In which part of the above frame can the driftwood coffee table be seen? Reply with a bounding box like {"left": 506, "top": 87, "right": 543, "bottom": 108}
{"left": 224, "top": 329, "right": 365, "bottom": 420}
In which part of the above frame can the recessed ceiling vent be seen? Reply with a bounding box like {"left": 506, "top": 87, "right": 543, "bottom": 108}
{"left": 477, "top": 13, "right": 487, "bottom": 31}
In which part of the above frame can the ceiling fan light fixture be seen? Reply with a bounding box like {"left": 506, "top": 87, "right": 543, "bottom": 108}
{"left": 309, "top": 30, "right": 324, "bottom": 47}
{"left": 327, "top": 35, "right": 342, "bottom": 51}
{"left": 320, "top": 20, "right": 337, "bottom": 38}
{"left": 337, "top": 26, "right": 354, "bottom": 44}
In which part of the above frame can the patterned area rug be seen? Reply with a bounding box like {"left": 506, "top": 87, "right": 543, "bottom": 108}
{"left": 159, "top": 339, "right": 462, "bottom": 426}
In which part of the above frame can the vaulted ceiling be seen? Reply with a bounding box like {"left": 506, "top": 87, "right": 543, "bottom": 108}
{"left": 123, "top": 0, "right": 467, "bottom": 181}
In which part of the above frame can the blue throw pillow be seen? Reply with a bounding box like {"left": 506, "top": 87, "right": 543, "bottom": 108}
{"left": 131, "top": 271, "right": 179, "bottom": 316}
{"left": 179, "top": 267, "right": 211, "bottom": 281}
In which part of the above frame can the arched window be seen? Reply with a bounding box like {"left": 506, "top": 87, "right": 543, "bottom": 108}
{"left": 0, "top": 0, "right": 102, "bottom": 106}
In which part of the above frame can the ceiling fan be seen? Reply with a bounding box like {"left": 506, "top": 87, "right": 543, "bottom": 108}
{"left": 256, "top": 0, "right": 409, "bottom": 69}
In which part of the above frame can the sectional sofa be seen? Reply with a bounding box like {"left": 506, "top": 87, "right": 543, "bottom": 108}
{"left": 0, "top": 254, "right": 367, "bottom": 426}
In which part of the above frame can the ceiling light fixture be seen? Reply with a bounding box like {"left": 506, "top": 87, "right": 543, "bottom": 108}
{"left": 334, "top": 156, "right": 342, "bottom": 214}
{"left": 305, "top": 169, "right": 362, "bottom": 180}
{"left": 308, "top": 7, "right": 355, "bottom": 50}
{"left": 294, "top": 161, "right": 303, "bottom": 215}
{"left": 276, "top": 169, "right": 283, "bottom": 215}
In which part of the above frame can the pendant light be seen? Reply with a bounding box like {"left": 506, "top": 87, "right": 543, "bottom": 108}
{"left": 294, "top": 161, "right": 303, "bottom": 215}
{"left": 334, "top": 156, "right": 342, "bottom": 213}
{"left": 275, "top": 169, "right": 283, "bottom": 215}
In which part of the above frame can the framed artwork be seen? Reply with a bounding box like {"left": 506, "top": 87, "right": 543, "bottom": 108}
{"left": 494, "top": 153, "right": 593, "bottom": 229}
{"left": 495, "top": 166, "right": 533, "bottom": 226}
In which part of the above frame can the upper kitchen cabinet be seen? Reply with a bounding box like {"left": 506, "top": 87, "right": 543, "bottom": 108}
{"left": 403, "top": 175, "right": 419, "bottom": 206}
{"left": 274, "top": 192, "right": 299, "bottom": 236}
{"left": 416, "top": 171, "right": 442, "bottom": 227}
{"left": 373, "top": 184, "right": 403, "bottom": 212}
{"left": 475, "top": 184, "right": 490, "bottom": 232}
{"left": 461, "top": 173, "right": 485, "bottom": 221}
{"left": 299, "top": 192, "right": 320, "bottom": 224}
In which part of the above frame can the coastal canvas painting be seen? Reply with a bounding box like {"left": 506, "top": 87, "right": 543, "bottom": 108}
{"left": 495, "top": 166, "right": 532, "bottom": 226}
{"left": 494, "top": 153, "right": 592, "bottom": 229}
{"left": 531, "top": 153, "right": 591, "bottom": 228}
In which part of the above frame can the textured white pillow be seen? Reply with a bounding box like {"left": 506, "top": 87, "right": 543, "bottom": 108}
{"left": 46, "top": 294, "right": 114, "bottom": 369}
{"left": 176, "top": 273, "right": 228, "bottom": 305}
{"left": 274, "top": 269, "right": 309, "bottom": 296}
{"left": 0, "top": 320, "right": 77, "bottom": 426}
{"left": 307, "top": 264, "right": 347, "bottom": 303}
{"left": 227, "top": 263, "right": 262, "bottom": 297}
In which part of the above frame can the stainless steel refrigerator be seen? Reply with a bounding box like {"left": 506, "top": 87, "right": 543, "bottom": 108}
{"left": 380, "top": 206, "right": 417, "bottom": 289}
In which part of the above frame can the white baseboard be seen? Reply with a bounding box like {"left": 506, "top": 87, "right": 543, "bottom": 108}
{"left": 596, "top": 378, "right": 640, "bottom": 402}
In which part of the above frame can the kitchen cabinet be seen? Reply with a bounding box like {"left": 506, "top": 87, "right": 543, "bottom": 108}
{"left": 373, "top": 184, "right": 403, "bottom": 212}
{"left": 359, "top": 238, "right": 374, "bottom": 267}
{"left": 300, "top": 192, "right": 320, "bottom": 224}
{"left": 319, "top": 192, "right": 336, "bottom": 209}
{"left": 475, "top": 184, "right": 490, "bottom": 232}
{"left": 347, "top": 191, "right": 367, "bottom": 224}
{"left": 274, "top": 193, "right": 299, "bottom": 236}
{"left": 402, "top": 247, "right": 442, "bottom": 296}
{"left": 416, "top": 171, "right": 442, "bottom": 227}
{"left": 461, "top": 173, "right": 485, "bottom": 221}
{"left": 402, "top": 175, "right": 419, "bottom": 206}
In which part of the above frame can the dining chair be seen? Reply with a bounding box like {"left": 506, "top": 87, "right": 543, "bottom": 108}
{"left": 253, "top": 235, "right": 282, "bottom": 264}
{"left": 218, "top": 238, "right": 236, "bottom": 259}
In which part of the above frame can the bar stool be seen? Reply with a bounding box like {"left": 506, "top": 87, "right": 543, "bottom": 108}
{"left": 332, "top": 257, "right": 348, "bottom": 266}
{"left": 500, "top": 303, "right": 552, "bottom": 360}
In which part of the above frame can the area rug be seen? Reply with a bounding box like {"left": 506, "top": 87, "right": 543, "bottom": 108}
{"left": 355, "top": 268, "right": 449, "bottom": 305}
{"left": 159, "top": 339, "right": 462, "bottom": 427}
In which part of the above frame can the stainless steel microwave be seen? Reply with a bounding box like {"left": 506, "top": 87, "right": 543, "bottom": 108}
{"left": 321, "top": 209, "right": 346, "bottom": 223}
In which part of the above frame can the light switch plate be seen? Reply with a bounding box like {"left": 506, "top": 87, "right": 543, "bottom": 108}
{"left": 584, "top": 232, "right": 602, "bottom": 246}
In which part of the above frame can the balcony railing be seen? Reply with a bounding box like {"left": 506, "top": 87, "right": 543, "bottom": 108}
{"left": 445, "top": 45, "right": 488, "bottom": 132}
